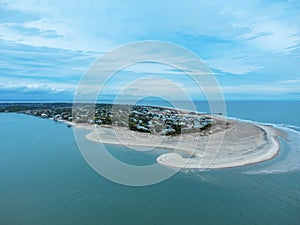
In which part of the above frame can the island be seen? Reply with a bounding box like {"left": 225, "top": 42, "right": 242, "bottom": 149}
{"left": 0, "top": 102, "right": 281, "bottom": 169}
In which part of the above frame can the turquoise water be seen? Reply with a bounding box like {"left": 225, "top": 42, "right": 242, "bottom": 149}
{"left": 1, "top": 101, "right": 300, "bottom": 225}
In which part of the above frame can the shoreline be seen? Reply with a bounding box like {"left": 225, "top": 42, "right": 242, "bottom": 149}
{"left": 156, "top": 121, "right": 280, "bottom": 169}
{"left": 70, "top": 117, "right": 281, "bottom": 169}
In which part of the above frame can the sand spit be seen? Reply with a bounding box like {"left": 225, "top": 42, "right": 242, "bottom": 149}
{"left": 71, "top": 118, "right": 280, "bottom": 169}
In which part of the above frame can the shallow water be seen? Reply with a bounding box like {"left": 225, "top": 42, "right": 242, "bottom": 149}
{"left": 1, "top": 101, "right": 300, "bottom": 225}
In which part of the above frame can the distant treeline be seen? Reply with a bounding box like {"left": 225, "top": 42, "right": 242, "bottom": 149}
{"left": 0, "top": 103, "right": 73, "bottom": 112}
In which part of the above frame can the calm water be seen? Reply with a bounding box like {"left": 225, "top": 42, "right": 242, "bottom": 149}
{"left": 1, "top": 101, "right": 300, "bottom": 225}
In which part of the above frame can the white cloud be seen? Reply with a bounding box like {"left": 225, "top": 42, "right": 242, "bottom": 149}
{"left": 1, "top": 0, "right": 300, "bottom": 55}
{"left": 0, "top": 1, "right": 116, "bottom": 51}
{"left": 238, "top": 21, "right": 300, "bottom": 53}
{"left": 279, "top": 79, "right": 300, "bottom": 84}
{"left": 0, "top": 78, "right": 77, "bottom": 93}
{"left": 1, "top": 0, "right": 300, "bottom": 99}
{"left": 206, "top": 59, "right": 262, "bottom": 75}
{"left": 223, "top": 84, "right": 300, "bottom": 94}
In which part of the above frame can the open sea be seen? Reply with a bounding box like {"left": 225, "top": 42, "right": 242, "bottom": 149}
{"left": 1, "top": 101, "right": 300, "bottom": 225}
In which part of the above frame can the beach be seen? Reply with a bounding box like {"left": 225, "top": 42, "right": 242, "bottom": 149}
{"left": 73, "top": 118, "right": 281, "bottom": 169}
{"left": 157, "top": 121, "right": 280, "bottom": 169}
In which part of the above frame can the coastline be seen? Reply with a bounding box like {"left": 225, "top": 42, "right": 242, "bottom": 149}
{"left": 70, "top": 117, "right": 281, "bottom": 169}
{"left": 156, "top": 122, "right": 280, "bottom": 169}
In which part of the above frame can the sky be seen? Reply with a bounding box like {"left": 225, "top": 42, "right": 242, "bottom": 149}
{"left": 0, "top": 0, "right": 300, "bottom": 101}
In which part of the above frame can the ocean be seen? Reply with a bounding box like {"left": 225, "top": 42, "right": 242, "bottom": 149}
{"left": 1, "top": 101, "right": 300, "bottom": 225}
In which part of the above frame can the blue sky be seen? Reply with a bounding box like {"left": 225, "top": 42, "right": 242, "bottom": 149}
{"left": 0, "top": 0, "right": 300, "bottom": 101}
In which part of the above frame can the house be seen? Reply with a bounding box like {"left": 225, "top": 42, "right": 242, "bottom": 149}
{"left": 161, "top": 128, "right": 176, "bottom": 135}
{"left": 41, "top": 113, "right": 48, "bottom": 118}
{"left": 136, "top": 125, "right": 150, "bottom": 132}
{"left": 54, "top": 114, "right": 62, "bottom": 120}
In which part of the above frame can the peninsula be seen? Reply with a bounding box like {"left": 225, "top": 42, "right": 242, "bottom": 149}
{"left": 0, "top": 103, "right": 280, "bottom": 169}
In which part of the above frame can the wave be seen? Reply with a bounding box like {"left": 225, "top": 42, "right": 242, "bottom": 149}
{"left": 243, "top": 123, "right": 300, "bottom": 175}
{"left": 182, "top": 116, "right": 300, "bottom": 175}
{"left": 225, "top": 116, "right": 300, "bottom": 131}
{"left": 224, "top": 116, "right": 300, "bottom": 139}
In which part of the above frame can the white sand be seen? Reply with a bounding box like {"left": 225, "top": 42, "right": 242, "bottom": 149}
{"left": 71, "top": 119, "right": 280, "bottom": 169}
{"left": 157, "top": 122, "right": 280, "bottom": 169}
